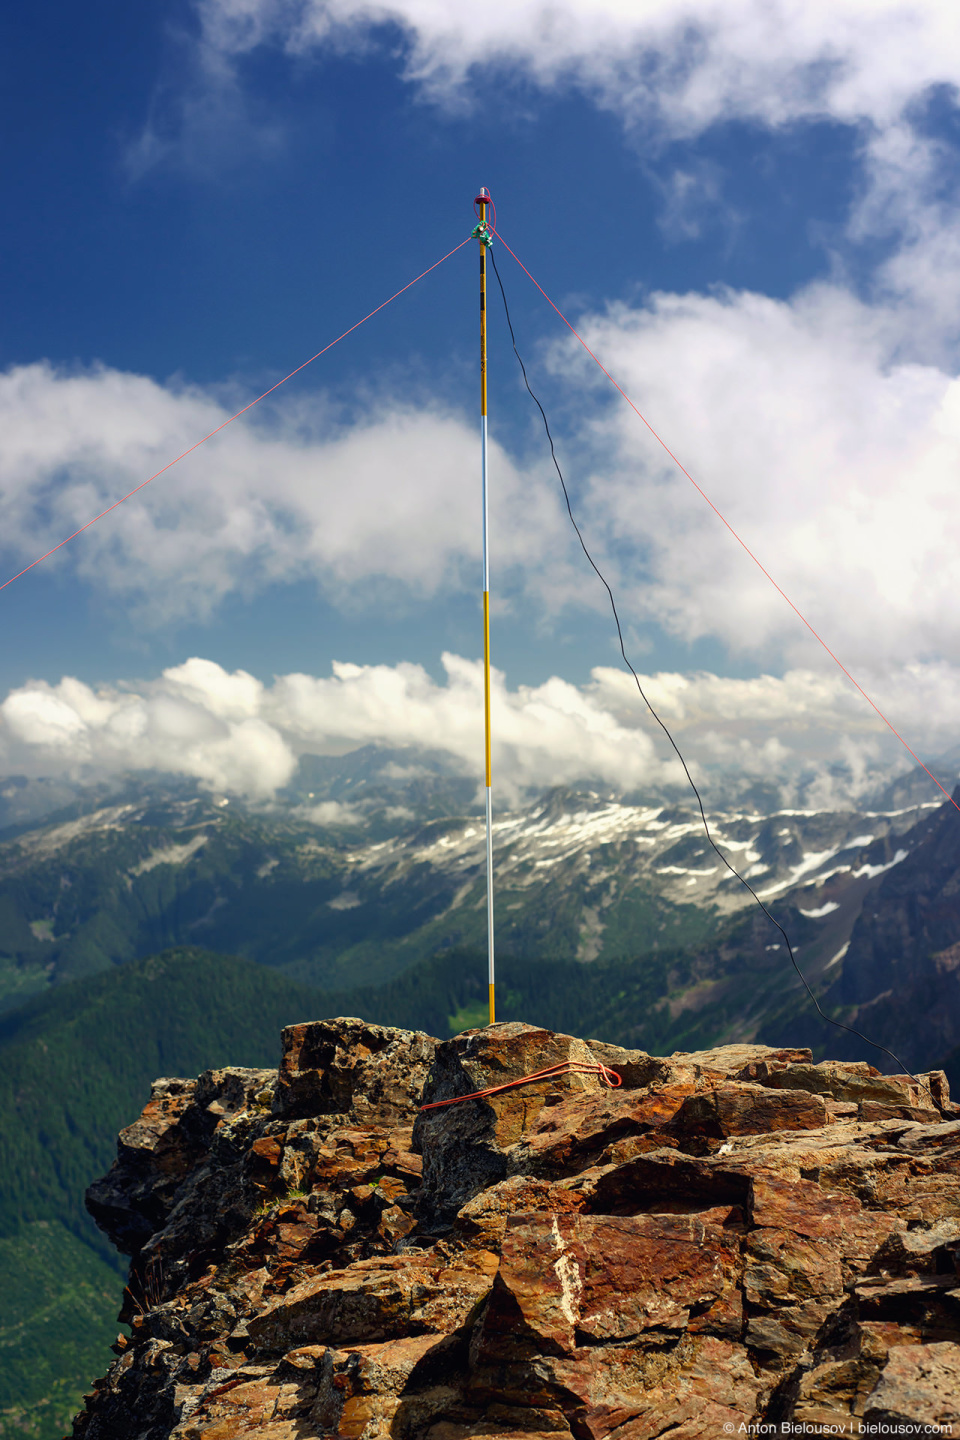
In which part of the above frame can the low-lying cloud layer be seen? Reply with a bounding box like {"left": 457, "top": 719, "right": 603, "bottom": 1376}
{"left": 1, "top": 654, "right": 951, "bottom": 808}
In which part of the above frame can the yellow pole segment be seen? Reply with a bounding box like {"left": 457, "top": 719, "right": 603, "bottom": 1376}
{"left": 475, "top": 186, "right": 495, "bottom": 1026}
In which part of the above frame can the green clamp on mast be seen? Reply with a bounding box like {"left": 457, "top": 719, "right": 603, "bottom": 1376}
{"left": 471, "top": 222, "right": 493, "bottom": 247}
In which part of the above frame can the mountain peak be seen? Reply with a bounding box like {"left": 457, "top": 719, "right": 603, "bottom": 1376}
{"left": 75, "top": 1016, "right": 960, "bottom": 1436}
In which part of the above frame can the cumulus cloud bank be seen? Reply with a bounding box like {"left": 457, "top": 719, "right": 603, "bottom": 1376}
{"left": 8, "top": 266, "right": 960, "bottom": 687}
{"left": 0, "top": 363, "right": 564, "bottom": 621}
{"left": 0, "top": 656, "right": 661, "bottom": 800}
{"left": 561, "top": 279, "right": 960, "bottom": 669}
{"left": 1, "top": 654, "right": 952, "bottom": 807}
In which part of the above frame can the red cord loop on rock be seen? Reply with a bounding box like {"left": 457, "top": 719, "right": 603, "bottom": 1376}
{"left": 419, "top": 1060, "right": 622, "bottom": 1111}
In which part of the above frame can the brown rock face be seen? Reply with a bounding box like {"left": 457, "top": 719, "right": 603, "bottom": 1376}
{"left": 74, "top": 1027, "right": 960, "bottom": 1439}
{"left": 274, "top": 1018, "right": 437, "bottom": 1123}
{"left": 412, "top": 1022, "right": 612, "bottom": 1227}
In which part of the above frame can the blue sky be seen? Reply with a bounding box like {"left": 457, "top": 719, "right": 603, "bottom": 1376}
{"left": 3, "top": 1, "right": 960, "bottom": 801}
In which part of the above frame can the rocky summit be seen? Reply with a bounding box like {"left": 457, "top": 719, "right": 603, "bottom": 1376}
{"left": 74, "top": 1018, "right": 960, "bottom": 1439}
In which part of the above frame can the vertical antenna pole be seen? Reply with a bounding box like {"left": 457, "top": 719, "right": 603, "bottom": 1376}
{"left": 474, "top": 186, "right": 495, "bottom": 1026}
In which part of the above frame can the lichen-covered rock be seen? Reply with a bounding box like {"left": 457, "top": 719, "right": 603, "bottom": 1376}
{"left": 72, "top": 1020, "right": 960, "bottom": 1439}
{"left": 274, "top": 1018, "right": 438, "bottom": 1123}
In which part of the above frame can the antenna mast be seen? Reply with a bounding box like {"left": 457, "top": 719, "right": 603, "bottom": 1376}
{"left": 473, "top": 187, "right": 495, "bottom": 1026}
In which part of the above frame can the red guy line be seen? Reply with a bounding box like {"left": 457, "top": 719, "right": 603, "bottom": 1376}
{"left": 492, "top": 225, "right": 960, "bottom": 817}
{"left": 420, "top": 1059, "right": 622, "bottom": 1111}
{"left": 0, "top": 236, "right": 472, "bottom": 595}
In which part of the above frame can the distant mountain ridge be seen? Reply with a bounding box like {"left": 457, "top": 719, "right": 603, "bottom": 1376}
{"left": 0, "top": 749, "right": 945, "bottom": 1016}
{"left": 785, "top": 784, "right": 960, "bottom": 1069}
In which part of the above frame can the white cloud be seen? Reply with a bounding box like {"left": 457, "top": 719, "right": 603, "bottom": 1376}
{"left": 114, "top": 0, "right": 960, "bottom": 381}
{"left": 549, "top": 276, "right": 960, "bottom": 670}
{"left": 146, "top": 2, "right": 960, "bottom": 369}
{"left": 297, "top": 798, "right": 364, "bottom": 824}
{"left": 0, "top": 665, "right": 296, "bottom": 799}
{"left": 174, "top": 3, "right": 960, "bottom": 362}
{"left": 590, "top": 662, "right": 960, "bottom": 780}
{"left": 586, "top": 662, "right": 960, "bottom": 811}
{"left": 195, "top": 0, "right": 960, "bottom": 138}
{"left": 0, "top": 362, "right": 565, "bottom": 622}
{"left": 8, "top": 264, "right": 960, "bottom": 692}
{"left": 268, "top": 653, "right": 669, "bottom": 798}
{"left": 134, "top": 0, "right": 959, "bottom": 267}
{"left": 0, "top": 654, "right": 663, "bottom": 801}
{"left": 0, "top": 652, "right": 954, "bottom": 807}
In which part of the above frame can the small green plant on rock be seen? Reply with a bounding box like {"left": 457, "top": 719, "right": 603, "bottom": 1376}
{"left": 253, "top": 1181, "right": 309, "bottom": 1220}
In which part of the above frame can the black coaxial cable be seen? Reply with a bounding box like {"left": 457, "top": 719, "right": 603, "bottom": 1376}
{"left": 489, "top": 245, "right": 919, "bottom": 1080}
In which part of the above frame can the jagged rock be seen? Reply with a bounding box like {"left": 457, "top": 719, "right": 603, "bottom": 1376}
{"left": 742, "top": 1056, "right": 936, "bottom": 1111}
{"left": 680, "top": 1043, "right": 813, "bottom": 1073}
{"left": 412, "top": 1022, "right": 610, "bottom": 1227}
{"left": 87, "top": 1069, "right": 274, "bottom": 1256}
{"left": 664, "top": 1083, "right": 828, "bottom": 1150}
{"left": 897, "top": 1117, "right": 960, "bottom": 1151}
{"left": 864, "top": 1341, "right": 960, "bottom": 1426}
{"left": 273, "top": 1017, "right": 438, "bottom": 1121}
{"left": 581, "top": 1040, "right": 665, "bottom": 1088}
{"left": 872, "top": 1218, "right": 960, "bottom": 1274}
{"left": 72, "top": 1017, "right": 960, "bottom": 1439}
